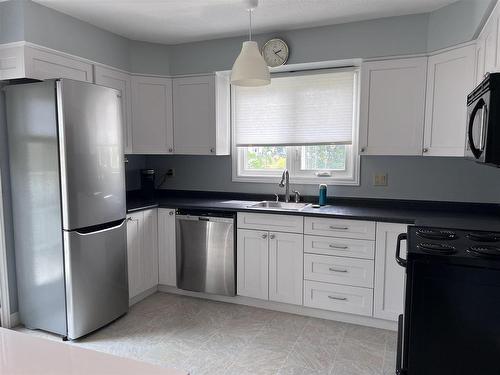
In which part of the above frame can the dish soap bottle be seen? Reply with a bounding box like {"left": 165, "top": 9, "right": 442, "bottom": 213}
{"left": 319, "top": 184, "right": 327, "bottom": 206}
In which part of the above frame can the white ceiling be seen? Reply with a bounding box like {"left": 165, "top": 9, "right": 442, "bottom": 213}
{"left": 32, "top": 0, "right": 460, "bottom": 45}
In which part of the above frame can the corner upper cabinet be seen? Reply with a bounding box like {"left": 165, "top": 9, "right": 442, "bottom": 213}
{"left": 172, "top": 73, "right": 230, "bottom": 155}
{"left": 94, "top": 66, "right": 133, "bottom": 153}
{"left": 359, "top": 57, "right": 427, "bottom": 155}
{"left": 131, "top": 75, "right": 174, "bottom": 154}
{"left": 423, "top": 45, "right": 475, "bottom": 157}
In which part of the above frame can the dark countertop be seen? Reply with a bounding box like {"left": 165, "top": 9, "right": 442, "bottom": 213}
{"left": 126, "top": 190, "right": 500, "bottom": 232}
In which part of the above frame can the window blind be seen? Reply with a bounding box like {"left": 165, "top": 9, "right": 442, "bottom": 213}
{"left": 233, "top": 70, "right": 356, "bottom": 147}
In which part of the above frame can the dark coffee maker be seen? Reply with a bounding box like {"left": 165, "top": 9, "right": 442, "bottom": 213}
{"left": 140, "top": 169, "right": 155, "bottom": 200}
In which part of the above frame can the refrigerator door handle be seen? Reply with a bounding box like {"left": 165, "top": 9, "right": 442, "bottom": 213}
{"left": 74, "top": 219, "right": 126, "bottom": 236}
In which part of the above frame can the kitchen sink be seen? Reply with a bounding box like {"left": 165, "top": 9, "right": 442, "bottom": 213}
{"left": 247, "top": 201, "right": 312, "bottom": 211}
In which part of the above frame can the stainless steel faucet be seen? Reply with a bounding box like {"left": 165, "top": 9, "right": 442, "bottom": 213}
{"left": 279, "top": 169, "right": 290, "bottom": 202}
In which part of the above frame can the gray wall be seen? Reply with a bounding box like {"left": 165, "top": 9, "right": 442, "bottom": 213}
{"left": 0, "top": 84, "right": 18, "bottom": 313}
{"left": 169, "top": 14, "right": 429, "bottom": 75}
{"left": 0, "top": 0, "right": 24, "bottom": 44}
{"left": 427, "top": 0, "right": 496, "bottom": 51}
{"left": 146, "top": 155, "right": 500, "bottom": 204}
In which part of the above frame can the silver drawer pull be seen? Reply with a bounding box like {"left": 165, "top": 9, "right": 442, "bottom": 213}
{"left": 328, "top": 295, "right": 347, "bottom": 301}
{"left": 329, "top": 267, "right": 348, "bottom": 273}
{"left": 329, "top": 226, "right": 349, "bottom": 230}
{"left": 329, "top": 244, "right": 348, "bottom": 249}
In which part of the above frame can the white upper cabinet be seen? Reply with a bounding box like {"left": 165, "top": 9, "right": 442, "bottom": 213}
{"left": 131, "top": 75, "right": 174, "bottom": 154}
{"left": 172, "top": 73, "right": 230, "bottom": 155}
{"left": 24, "top": 45, "right": 93, "bottom": 82}
{"left": 94, "top": 66, "right": 133, "bottom": 153}
{"left": 373, "top": 222, "right": 407, "bottom": 321}
{"left": 359, "top": 57, "right": 427, "bottom": 155}
{"left": 423, "top": 45, "right": 475, "bottom": 157}
{"left": 158, "top": 208, "right": 177, "bottom": 287}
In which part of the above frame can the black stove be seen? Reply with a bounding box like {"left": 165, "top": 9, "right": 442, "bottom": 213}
{"left": 396, "top": 225, "right": 500, "bottom": 375}
{"left": 408, "top": 226, "right": 500, "bottom": 265}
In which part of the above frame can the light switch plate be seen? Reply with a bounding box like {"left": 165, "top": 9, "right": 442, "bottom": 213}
{"left": 374, "top": 173, "right": 388, "bottom": 186}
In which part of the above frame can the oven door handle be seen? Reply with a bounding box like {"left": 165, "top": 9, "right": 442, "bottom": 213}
{"left": 396, "top": 314, "right": 407, "bottom": 375}
{"left": 396, "top": 233, "right": 407, "bottom": 268}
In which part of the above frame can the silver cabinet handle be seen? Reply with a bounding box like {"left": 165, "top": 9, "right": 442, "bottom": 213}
{"left": 423, "top": 148, "right": 428, "bottom": 153}
{"left": 329, "top": 244, "right": 348, "bottom": 249}
{"left": 269, "top": 234, "right": 275, "bottom": 239}
{"left": 169, "top": 211, "right": 174, "bottom": 216}
{"left": 328, "top": 295, "right": 347, "bottom": 301}
{"left": 262, "top": 234, "right": 268, "bottom": 239}
{"left": 210, "top": 148, "right": 215, "bottom": 153}
{"left": 479, "top": 104, "right": 488, "bottom": 151}
{"left": 126, "top": 217, "right": 133, "bottom": 222}
{"left": 329, "top": 226, "right": 349, "bottom": 230}
{"left": 168, "top": 147, "right": 173, "bottom": 153}
{"left": 329, "top": 267, "right": 348, "bottom": 273}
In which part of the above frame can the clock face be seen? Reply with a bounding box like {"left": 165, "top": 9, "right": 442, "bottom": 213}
{"left": 261, "top": 38, "right": 289, "bottom": 67}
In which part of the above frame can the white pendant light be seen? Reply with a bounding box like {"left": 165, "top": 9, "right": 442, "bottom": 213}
{"left": 231, "top": 0, "right": 270, "bottom": 87}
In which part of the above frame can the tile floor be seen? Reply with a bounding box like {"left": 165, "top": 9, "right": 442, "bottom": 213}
{"left": 15, "top": 292, "right": 397, "bottom": 375}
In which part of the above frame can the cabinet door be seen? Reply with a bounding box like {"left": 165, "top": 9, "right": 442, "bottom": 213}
{"left": 94, "top": 66, "right": 133, "bottom": 154}
{"left": 423, "top": 45, "right": 475, "bottom": 157}
{"left": 269, "top": 232, "right": 303, "bottom": 305}
{"left": 126, "top": 212, "right": 142, "bottom": 299}
{"left": 131, "top": 76, "right": 173, "bottom": 154}
{"left": 173, "top": 75, "right": 216, "bottom": 155}
{"left": 475, "top": 38, "right": 486, "bottom": 85}
{"left": 373, "top": 222, "right": 407, "bottom": 321}
{"left": 237, "top": 229, "right": 269, "bottom": 300}
{"left": 141, "top": 209, "right": 159, "bottom": 292}
{"left": 24, "top": 46, "right": 93, "bottom": 82}
{"left": 359, "top": 57, "right": 427, "bottom": 155}
{"left": 158, "top": 208, "right": 176, "bottom": 287}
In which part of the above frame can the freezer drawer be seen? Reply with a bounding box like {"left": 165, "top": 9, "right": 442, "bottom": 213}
{"left": 57, "top": 79, "right": 126, "bottom": 230}
{"left": 176, "top": 214, "right": 235, "bottom": 296}
{"left": 63, "top": 219, "right": 128, "bottom": 339}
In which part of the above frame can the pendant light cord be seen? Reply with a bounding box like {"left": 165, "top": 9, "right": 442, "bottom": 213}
{"left": 248, "top": 9, "right": 253, "bottom": 41}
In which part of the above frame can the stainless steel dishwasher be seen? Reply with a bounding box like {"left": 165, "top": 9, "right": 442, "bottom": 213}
{"left": 176, "top": 210, "right": 235, "bottom": 296}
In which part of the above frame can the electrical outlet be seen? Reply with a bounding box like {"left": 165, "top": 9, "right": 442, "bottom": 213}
{"left": 374, "top": 173, "right": 388, "bottom": 186}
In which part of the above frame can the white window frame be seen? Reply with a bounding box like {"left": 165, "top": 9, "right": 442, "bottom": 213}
{"left": 231, "top": 68, "right": 360, "bottom": 186}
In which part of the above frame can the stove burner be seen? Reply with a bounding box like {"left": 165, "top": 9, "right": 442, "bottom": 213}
{"left": 468, "top": 245, "right": 500, "bottom": 257}
{"left": 416, "top": 229, "right": 458, "bottom": 241}
{"left": 467, "top": 232, "right": 500, "bottom": 242}
{"left": 418, "top": 243, "right": 456, "bottom": 254}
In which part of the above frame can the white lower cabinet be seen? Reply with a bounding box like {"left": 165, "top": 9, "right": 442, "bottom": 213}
{"left": 373, "top": 222, "right": 407, "bottom": 321}
{"left": 126, "top": 209, "right": 158, "bottom": 299}
{"left": 237, "top": 229, "right": 269, "bottom": 300}
{"left": 304, "top": 280, "right": 373, "bottom": 317}
{"left": 269, "top": 232, "right": 303, "bottom": 305}
{"left": 158, "top": 208, "right": 177, "bottom": 287}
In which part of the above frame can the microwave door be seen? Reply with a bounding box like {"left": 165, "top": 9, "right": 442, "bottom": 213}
{"left": 467, "top": 97, "right": 488, "bottom": 160}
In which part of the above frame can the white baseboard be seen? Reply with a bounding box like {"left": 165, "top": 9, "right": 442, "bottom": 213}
{"left": 129, "top": 286, "right": 158, "bottom": 307}
{"left": 157, "top": 285, "right": 397, "bottom": 331}
{"left": 9, "top": 312, "right": 20, "bottom": 328}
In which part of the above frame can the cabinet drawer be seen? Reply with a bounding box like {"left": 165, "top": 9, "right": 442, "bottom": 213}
{"left": 304, "top": 217, "right": 375, "bottom": 240}
{"left": 304, "top": 235, "right": 374, "bottom": 259}
{"left": 304, "top": 280, "right": 373, "bottom": 317}
{"left": 304, "top": 254, "right": 374, "bottom": 288}
{"left": 238, "top": 212, "right": 303, "bottom": 233}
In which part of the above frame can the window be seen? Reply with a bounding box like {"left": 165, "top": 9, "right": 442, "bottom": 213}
{"left": 232, "top": 69, "right": 360, "bottom": 185}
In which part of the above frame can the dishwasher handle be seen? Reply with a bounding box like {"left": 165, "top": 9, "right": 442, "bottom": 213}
{"left": 176, "top": 214, "right": 234, "bottom": 224}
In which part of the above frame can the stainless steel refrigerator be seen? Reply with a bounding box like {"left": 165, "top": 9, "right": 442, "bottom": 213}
{"left": 5, "top": 79, "right": 128, "bottom": 340}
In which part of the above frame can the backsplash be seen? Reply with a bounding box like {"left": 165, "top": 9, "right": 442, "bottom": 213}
{"left": 140, "top": 154, "right": 500, "bottom": 204}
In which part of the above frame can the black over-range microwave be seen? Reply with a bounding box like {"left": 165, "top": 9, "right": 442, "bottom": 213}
{"left": 466, "top": 73, "right": 500, "bottom": 165}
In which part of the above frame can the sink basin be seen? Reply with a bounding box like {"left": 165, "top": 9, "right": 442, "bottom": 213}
{"left": 247, "top": 201, "right": 311, "bottom": 211}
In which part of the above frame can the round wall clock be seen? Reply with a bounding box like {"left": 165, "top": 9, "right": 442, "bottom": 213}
{"left": 261, "top": 38, "right": 289, "bottom": 67}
